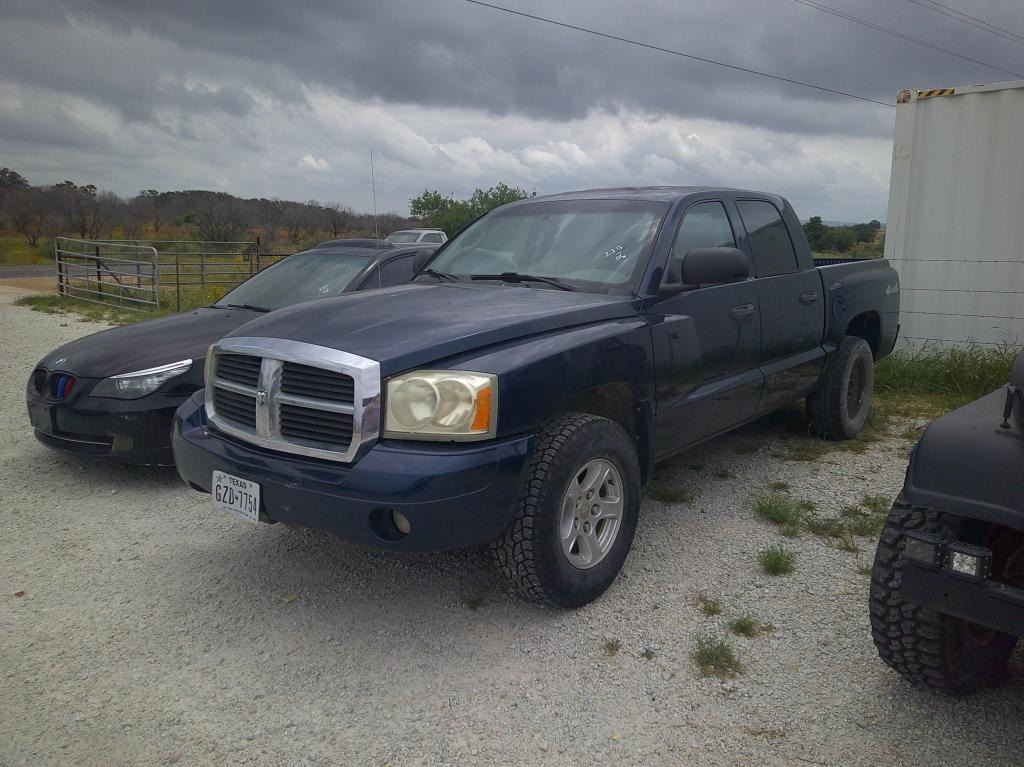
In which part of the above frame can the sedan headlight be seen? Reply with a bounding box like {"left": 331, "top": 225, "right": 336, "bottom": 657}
{"left": 91, "top": 359, "right": 193, "bottom": 399}
{"left": 384, "top": 370, "right": 497, "bottom": 440}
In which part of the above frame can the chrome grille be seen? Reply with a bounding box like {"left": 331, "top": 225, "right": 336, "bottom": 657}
{"left": 212, "top": 387, "right": 257, "bottom": 429}
{"left": 279, "top": 403, "right": 353, "bottom": 447}
{"left": 205, "top": 337, "right": 380, "bottom": 463}
{"left": 215, "top": 354, "right": 261, "bottom": 387}
{"left": 281, "top": 362, "right": 354, "bottom": 402}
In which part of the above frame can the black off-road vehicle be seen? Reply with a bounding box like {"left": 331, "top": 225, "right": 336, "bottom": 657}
{"left": 870, "top": 351, "right": 1024, "bottom": 694}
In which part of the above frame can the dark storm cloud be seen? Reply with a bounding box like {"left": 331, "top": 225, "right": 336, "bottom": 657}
{"left": 3, "top": 0, "right": 1023, "bottom": 136}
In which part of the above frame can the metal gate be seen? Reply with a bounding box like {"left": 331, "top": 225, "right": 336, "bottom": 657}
{"left": 53, "top": 238, "right": 292, "bottom": 312}
{"left": 55, "top": 238, "right": 160, "bottom": 311}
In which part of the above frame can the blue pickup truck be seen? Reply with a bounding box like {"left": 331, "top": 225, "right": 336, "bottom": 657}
{"left": 173, "top": 186, "right": 899, "bottom": 607}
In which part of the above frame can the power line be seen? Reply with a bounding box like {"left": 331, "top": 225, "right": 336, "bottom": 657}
{"left": 462, "top": 0, "right": 893, "bottom": 107}
{"left": 793, "top": 0, "right": 1023, "bottom": 78}
{"left": 904, "top": 0, "right": 1024, "bottom": 48}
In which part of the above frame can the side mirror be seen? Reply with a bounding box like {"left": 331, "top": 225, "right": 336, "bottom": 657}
{"left": 658, "top": 256, "right": 685, "bottom": 297}
{"left": 412, "top": 249, "right": 434, "bottom": 273}
{"left": 681, "top": 247, "right": 750, "bottom": 286}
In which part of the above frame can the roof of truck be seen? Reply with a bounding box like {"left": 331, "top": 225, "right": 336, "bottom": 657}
{"left": 525, "top": 186, "right": 776, "bottom": 204}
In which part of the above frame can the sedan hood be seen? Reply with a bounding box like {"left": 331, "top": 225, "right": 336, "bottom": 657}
{"left": 225, "top": 283, "right": 637, "bottom": 374}
{"left": 38, "top": 306, "right": 264, "bottom": 378}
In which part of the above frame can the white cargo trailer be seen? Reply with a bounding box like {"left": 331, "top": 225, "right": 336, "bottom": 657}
{"left": 884, "top": 80, "right": 1024, "bottom": 349}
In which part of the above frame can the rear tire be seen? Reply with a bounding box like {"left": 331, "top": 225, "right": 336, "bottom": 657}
{"left": 869, "top": 499, "right": 1018, "bottom": 695}
{"left": 808, "top": 334, "right": 873, "bottom": 439}
{"left": 492, "top": 413, "right": 641, "bottom": 608}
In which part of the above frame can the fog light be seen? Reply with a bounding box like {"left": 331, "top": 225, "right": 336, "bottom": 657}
{"left": 392, "top": 510, "right": 411, "bottom": 535}
{"left": 945, "top": 542, "right": 992, "bottom": 581}
{"left": 903, "top": 532, "right": 942, "bottom": 568}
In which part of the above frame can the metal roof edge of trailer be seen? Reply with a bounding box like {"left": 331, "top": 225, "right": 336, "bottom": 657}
{"left": 897, "top": 79, "right": 1024, "bottom": 103}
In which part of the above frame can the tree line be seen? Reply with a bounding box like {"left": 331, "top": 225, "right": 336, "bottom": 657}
{"left": 0, "top": 167, "right": 412, "bottom": 249}
{"left": 802, "top": 215, "right": 883, "bottom": 255}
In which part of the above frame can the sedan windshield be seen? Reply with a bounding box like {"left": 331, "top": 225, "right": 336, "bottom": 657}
{"left": 214, "top": 252, "right": 371, "bottom": 312}
{"left": 385, "top": 232, "right": 421, "bottom": 243}
{"left": 426, "top": 199, "right": 667, "bottom": 291}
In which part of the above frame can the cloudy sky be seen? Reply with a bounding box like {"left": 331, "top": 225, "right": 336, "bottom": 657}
{"left": 1, "top": 0, "right": 1022, "bottom": 221}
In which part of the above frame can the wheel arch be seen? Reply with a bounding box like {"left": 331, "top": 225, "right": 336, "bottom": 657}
{"left": 845, "top": 310, "right": 881, "bottom": 358}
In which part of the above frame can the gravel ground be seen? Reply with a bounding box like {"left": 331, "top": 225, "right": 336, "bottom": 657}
{"left": 1, "top": 285, "right": 1021, "bottom": 767}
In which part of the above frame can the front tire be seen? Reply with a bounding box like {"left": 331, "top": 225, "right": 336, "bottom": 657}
{"left": 869, "top": 499, "right": 1018, "bottom": 694}
{"left": 492, "top": 413, "right": 641, "bottom": 608}
{"left": 808, "top": 334, "right": 874, "bottom": 439}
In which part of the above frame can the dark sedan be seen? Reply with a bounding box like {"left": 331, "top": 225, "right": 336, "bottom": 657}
{"left": 26, "top": 239, "right": 432, "bottom": 465}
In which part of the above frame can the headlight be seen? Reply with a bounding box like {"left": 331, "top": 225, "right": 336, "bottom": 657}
{"left": 91, "top": 358, "right": 193, "bottom": 399}
{"left": 384, "top": 370, "right": 496, "bottom": 440}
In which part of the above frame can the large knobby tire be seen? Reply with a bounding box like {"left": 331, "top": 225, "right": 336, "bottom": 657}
{"left": 492, "top": 413, "right": 641, "bottom": 608}
{"left": 869, "top": 498, "right": 1018, "bottom": 695}
{"left": 808, "top": 334, "right": 874, "bottom": 439}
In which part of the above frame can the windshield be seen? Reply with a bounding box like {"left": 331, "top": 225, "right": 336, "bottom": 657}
{"left": 385, "top": 232, "right": 420, "bottom": 243}
{"left": 426, "top": 199, "right": 667, "bottom": 291}
{"left": 215, "top": 252, "right": 371, "bottom": 311}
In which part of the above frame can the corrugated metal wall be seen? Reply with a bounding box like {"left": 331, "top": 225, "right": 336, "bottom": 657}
{"left": 884, "top": 82, "right": 1024, "bottom": 349}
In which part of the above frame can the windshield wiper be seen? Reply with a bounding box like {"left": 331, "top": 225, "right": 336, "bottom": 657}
{"left": 417, "top": 268, "right": 460, "bottom": 283}
{"left": 217, "top": 303, "right": 271, "bottom": 313}
{"left": 470, "top": 272, "right": 576, "bottom": 291}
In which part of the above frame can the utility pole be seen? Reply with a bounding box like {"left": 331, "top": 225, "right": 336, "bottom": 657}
{"left": 370, "top": 148, "right": 379, "bottom": 240}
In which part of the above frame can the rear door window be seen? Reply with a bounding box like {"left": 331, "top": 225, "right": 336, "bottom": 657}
{"left": 736, "top": 200, "right": 798, "bottom": 277}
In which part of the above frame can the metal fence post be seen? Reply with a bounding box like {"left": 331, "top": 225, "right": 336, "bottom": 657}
{"left": 94, "top": 245, "right": 102, "bottom": 297}
{"left": 152, "top": 246, "right": 160, "bottom": 310}
{"left": 200, "top": 250, "right": 206, "bottom": 290}
{"left": 54, "top": 239, "right": 63, "bottom": 296}
{"left": 175, "top": 254, "right": 181, "bottom": 312}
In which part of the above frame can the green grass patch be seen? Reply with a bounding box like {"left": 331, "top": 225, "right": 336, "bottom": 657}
{"left": 728, "top": 614, "right": 771, "bottom": 638}
{"left": 13, "top": 283, "right": 226, "bottom": 325}
{"left": 768, "top": 481, "right": 790, "bottom": 491}
{"left": 754, "top": 492, "right": 806, "bottom": 529}
{"left": 602, "top": 637, "right": 622, "bottom": 657}
{"left": 647, "top": 479, "right": 694, "bottom": 504}
{"left": 692, "top": 635, "right": 743, "bottom": 678}
{"left": 759, "top": 545, "right": 795, "bottom": 575}
{"left": 0, "top": 237, "right": 53, "bottom": 265}
{"left": 694, "top": 592, "right": 722, "bottom": 616}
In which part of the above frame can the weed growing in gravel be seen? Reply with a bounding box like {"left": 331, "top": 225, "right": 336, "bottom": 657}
{"left": 715, "top": 468, "right": 736, "bottom": 479}
{"left": 694, "top": 593, "right": 722, "bottom": 616}
{"left": 647, "top": 481, "right": 694, "bottom": 504}
{"left": 861, "top": 494, "right": 891, "bottom": 517}
{"left": 754, "top": 493, "right": 806, "bottom": 529}
{"left": 773, "top": 437, "right": 831, "bottom": 462}
{"left": 641, "top": 647, "right": 657, "bottom": 661}
{"left": 692, "top": 635, "right": 743, "bottom": 678}
{"left": 759, "top": 545, "right": 795, "bottom": 575}
{"left": 728, "top": 614, "right": 771, "bottom": 638}
{"left": 768, "top": 481, "right": 790, "bottom": 491}
{"left": 856, "top": 561, "right": 874, "bottom": 578}
{"left": 603, "top": 638, "right": 622, "bottom": 657}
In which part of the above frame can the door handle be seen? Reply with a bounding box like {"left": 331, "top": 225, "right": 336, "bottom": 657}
{"left": 730, "top": 303, "right": 756, "bottom": 320}
{"left": 800, "top": 291, "right": 819, "bottom": 304}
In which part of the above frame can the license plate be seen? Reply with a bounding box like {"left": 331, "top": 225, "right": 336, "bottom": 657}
{"left": 212, "top": 471, "right": 261, "bottom": 524}
{"left": 27, "top": 403, "right": 53, "bottom": 432}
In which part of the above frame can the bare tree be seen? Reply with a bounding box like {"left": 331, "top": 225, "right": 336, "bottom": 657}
{"left": 5, "top": 187, "right": 50, "bottom": 245}
{"left": 322, "top": 202, "right": 352, "bottom": 237}
{"left": 258, "top": 198, "right": 285, "bottom": 246}
{"left": 193, "top": 196, "right": 250, "bottom": 242}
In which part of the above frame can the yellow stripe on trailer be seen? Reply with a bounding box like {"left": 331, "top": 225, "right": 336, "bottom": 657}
{"left": 917, "top": 88, "right": 956, "bottom": 99}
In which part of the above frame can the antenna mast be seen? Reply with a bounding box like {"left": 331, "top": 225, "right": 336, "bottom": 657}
{"left": 370, "top": 148, "right": 379, "bottom": 239}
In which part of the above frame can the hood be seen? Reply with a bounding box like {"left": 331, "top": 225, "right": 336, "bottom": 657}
{"left": 225, "top": 283, "right": 637, "bottom": 374}
{"left": 38, "top": 306, "right": 263, "bottom": 378}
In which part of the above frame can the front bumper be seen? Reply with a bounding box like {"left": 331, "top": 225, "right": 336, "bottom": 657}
{"left": 26, "top": 385, "right": 187, "bottom": 466}
{"left": 901, "top": 561, "right": 1024, "bottom": 637}
{"left": 172, "top": 391, "right": 534, "bottom": 552}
